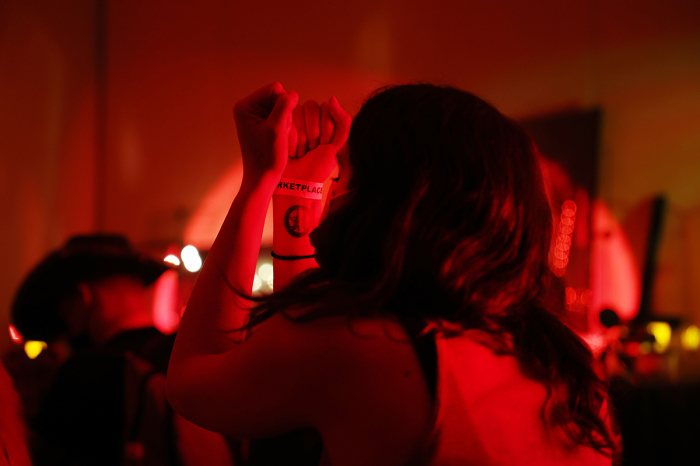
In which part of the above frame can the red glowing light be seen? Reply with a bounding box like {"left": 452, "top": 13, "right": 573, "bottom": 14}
{"left": 579, "top": 290, "right": 593, "bottom": 307}
{"left": 557, "top": 236, "right": 571, "bottom": 246}
{"left": 560, "top": 216, "right": 574, "bottom": 226}
{"left": 152, "top": 269, "right": 181, "bottom": 334}
{"left": 624, "top": 341, "right": 640, "bottom": 357}
{"left": 549, "top": 200, "right": 578, "bottom": 276}
{"left": 589, "top": 200, "right": 642, "bottom": 331}
{"left": 554, "top": 249, "right": 568, "bottom": 260}
{"left": 562, "top": 200, "right": 577, "bottom": 215}
{"left": 8, "top": 324, "right": 23, "bottom": 344}
{"left": 565, "top": 287, "right": 577, "bottom": 305}
{"left": 548, "top": 200, "right": 577, "bottom": 278}
{"left": 553, "top": 257, "right": 569, "bottom": 268}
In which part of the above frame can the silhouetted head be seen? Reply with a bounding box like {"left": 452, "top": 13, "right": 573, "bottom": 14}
{"left": 312, "top": 84, "right": 553, "bottom": 327}
{"left": 267, "top": 84, "right": 617, "bottom": 456}
{"left": 12, "top": 234, "right": 169, "bottom": 343}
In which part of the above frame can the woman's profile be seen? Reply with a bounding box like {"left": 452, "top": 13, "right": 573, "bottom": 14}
{"left": 167, "top": 82, "right": 619, "bottom": 465}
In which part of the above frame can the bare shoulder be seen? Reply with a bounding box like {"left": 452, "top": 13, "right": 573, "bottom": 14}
{"left": 248, "top": 313, "right": 418, "bottom": 372}
{"left": 170, "top": 312, "right": 432, "bottom": 463}
{"left": 236, "top": 312, "right": 433, "bottom": 427}
{"left": 250, "top": 314, "right": 433, "bottom": 464}
{"left": 244, "top": 313, "right": 420, "bottom": 384}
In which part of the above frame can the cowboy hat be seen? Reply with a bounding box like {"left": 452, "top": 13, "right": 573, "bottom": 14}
{"left": 11, "top": 234, "right": 169, "bottom": 342}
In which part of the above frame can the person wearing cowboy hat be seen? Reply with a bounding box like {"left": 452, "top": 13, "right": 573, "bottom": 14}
{"left": 8, "top": 234, "right": 178, "bottom": 464}
{"left": 11, "top": 234, "right": 240, "bottom": 466}
{"left": 11, "top": 234, "right": 169, "bottom": 350}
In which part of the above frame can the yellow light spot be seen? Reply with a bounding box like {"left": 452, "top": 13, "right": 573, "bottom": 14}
{"left": 24, "top": 341, "right": 47, "bottom": 359}
{"left": 682, "top": 325, "right": 700, "bottom": 351}
{"left": 647, "top": 322, "right": 671, "bottom": 353}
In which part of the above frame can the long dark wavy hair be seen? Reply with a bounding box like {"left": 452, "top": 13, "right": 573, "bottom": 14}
{"left": 245, "top": 84, "right": 619, "bottom": 457}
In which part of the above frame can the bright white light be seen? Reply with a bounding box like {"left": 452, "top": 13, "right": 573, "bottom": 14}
{"left": 258, "top": 263, "right": 273, "bottom": 281}
{"left": 181, "top": 245, "right": 202, "bottom": 272}
{"left": 252, "top": 274, "right": 263, "bottom": 292}
{"left": 164, "top": 254, "right": 181, "bottom": 266}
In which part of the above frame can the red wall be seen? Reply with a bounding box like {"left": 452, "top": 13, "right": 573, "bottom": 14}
{"left": 1, "top": 0, "right": 699, "bottom": 349}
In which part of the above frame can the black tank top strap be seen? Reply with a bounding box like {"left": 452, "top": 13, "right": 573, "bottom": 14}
{"left": 398, "top": 316, "right": 438, "bottom": 402}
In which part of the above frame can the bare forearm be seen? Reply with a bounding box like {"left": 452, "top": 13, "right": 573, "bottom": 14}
{"left": 173, "top": 173, "right": 278, "bottom": 359}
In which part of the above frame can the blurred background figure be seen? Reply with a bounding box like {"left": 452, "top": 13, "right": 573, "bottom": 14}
{"left": 0, "top": 358, "right": 32, "bottom": 466}
{"left": 9, "top": 234, "right": 234, "bottom": 466}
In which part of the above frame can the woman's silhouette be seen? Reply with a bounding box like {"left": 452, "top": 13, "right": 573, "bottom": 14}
{"left": 168, "top": 82, "right": 618, "bottom": 465}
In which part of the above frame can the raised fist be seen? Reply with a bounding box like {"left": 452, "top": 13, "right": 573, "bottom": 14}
{"left": 283, "top": 96, "right": 352, "bottom": 183}
{"left": 233, "top": 82, "right": 299, "bottom": 178}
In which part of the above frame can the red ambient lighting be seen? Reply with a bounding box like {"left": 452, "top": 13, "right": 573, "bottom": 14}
{"left": 565, "top": 287, "right": 593, "bottom": 313}
{"left": 551, "top": 200, "right": 577, "bottom": 277}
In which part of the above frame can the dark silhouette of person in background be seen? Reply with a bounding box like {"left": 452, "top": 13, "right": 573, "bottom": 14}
{"left": 0, "top": 358, "right": 32, "bottom": 466}
{"left": 11, "top": 234, "right": 234, "bottom": 466}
